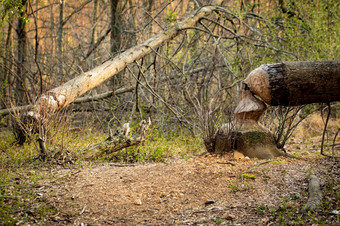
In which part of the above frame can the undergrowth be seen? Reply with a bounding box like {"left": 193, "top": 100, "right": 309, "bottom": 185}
{"left": 111, "top": 127, "right": 204, "bottom": 163}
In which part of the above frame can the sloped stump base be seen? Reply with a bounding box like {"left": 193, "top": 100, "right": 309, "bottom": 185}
{"left": 215, "top": 122, "right": 284, "bottom": 159}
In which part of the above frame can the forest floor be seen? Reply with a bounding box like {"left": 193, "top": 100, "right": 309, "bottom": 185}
{"left": 1, "top": 114, "right": 339, "bottom": 225}
{"left": 43, "top": 152, "right": 339, "bottom": 225}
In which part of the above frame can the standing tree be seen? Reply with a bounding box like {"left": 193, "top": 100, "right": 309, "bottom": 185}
{"left": 15, "top": 0, "right": 29, "bottom": 105}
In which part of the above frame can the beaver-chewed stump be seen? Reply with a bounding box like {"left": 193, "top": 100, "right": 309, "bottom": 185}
{"left": 214, "top": 87, "right": 285, "bottom": 159}
{"left": 215, "top": 61, "right": 340, "bottom": 158}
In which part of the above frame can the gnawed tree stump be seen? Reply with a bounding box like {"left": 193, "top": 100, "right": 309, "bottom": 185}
{"left": 84, "top": 119, "right": 151, "bottom": 160}
{"left": 215, "top": 88, "right": 284, "bottom": 159}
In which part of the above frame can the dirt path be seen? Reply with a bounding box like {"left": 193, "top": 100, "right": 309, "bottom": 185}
{"left": 43, "top": 154, "right": 322, "bottom": 225}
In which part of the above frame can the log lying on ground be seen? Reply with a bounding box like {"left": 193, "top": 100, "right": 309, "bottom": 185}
{"left": 244, "top": 61, "right": 340, "bottom": 106}
{"left": 303, "top": 174, "right": 322, "bottom": 213}
{"left": 84, "top": 119, "right": 151, "bottom": 160}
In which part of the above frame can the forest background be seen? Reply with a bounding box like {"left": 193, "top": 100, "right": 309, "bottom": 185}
{"left": 0, "top": 0, "right": 339, "bottom": 224}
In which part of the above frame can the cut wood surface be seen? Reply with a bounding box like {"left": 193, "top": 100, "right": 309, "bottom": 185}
{"left": 234, "top": 88, "right": 266, "bottom": 123}
{"left": 244, "top": 61, "right": 340, "bottom": 106}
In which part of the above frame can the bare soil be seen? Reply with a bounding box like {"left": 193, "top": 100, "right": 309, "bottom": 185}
{"left": 40, "top": 152, "right": 337, "bottom": 225}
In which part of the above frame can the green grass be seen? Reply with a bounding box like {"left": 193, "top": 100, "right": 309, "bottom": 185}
{"left": 111, "top": 127, "right": 204, "bottom": 162}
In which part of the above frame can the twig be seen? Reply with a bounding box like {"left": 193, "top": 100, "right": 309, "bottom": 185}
{"left": 332, "top": 129, "right": 340, "bottom": 157}
{"left": 321, "top": 103, "right": 331, "bottom": 156}
{"left": 79, "top": 205, "right": 86, "bottom": 215}
{"left": 245, "top": 159, "right": 275, "bottom": 172}
{"left": 108, "top": 163, "right": 137, "bottom": 167}
{"left": 217, "top": 161, "right": 235, "bottom": 166}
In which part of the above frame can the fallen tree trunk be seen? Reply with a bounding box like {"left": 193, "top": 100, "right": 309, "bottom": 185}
{"left": 244, "top": 61, "right": 340, "bottom": 106}
{"left": 1, "top": 64, "right": 228, "bottom": 116}
{"left": 23, "top": 1, "right": 223, "bottom": 116}
{"left": 13, "top": 0, "right": 223, "bottom": 147}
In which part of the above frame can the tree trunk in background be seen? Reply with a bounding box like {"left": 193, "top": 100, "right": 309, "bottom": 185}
{"left": 110, "top": 0, "right": 122, "bottom": 90}
{"left": 57, "top": 0, "right": 64, "bottom": 83}
{"left": 16, "top": 0, "right": 29, "bottom": 105}
{"left": 244, "top": 61, "right": 340, "bottom": 106}
{"left": 50, "top": 0, "right": 55, "bottom": 58}
{"left": 110, "top": 0, "right": 121, "bottom": 54}
{"left": 90, "top": 0, "right": 99, "bottom": 50}
{"left": 2, "top": 14, "right": 14, "bottom": 110}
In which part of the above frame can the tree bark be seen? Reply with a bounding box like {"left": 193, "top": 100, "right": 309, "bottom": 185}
{"left": 2, "top": 14, "right": 14, "bottom": 110}
{"left": 244, "top": 61, "right": 340, "bottom": 106}
{"left": 110, "top": 0, "right": 121, "bottom": 54}
{"left": 57, "top": 0, "right": 64, "bottom": 83}
{"left": 15, "top": 0, "right": 29, "bottom": 105}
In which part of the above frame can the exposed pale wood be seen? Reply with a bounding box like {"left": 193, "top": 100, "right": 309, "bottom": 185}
{"left": 244, "top": 61, "right": 340, "bottom": 106}
{"left": 234, "top": 88, "right": 266, "bottom": 123}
